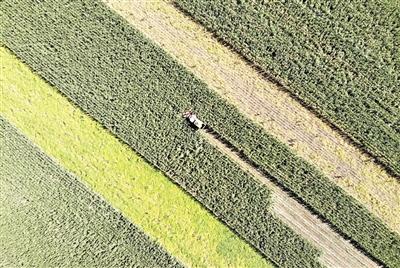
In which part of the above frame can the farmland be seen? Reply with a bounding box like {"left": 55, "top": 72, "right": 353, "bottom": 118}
{"left": 2, "top": 0, "right": 399, "bottom": 266}
{"left": 1, "top": 0, "right": 399, "bottom": 267}
{"left": 105, "top": 0, "right": 400, "bottom": 235}
{"left": 0, "top": 1, "right": 352, "bottom": 267}
{"left": 0, "top": 118, "right": 181, "bottom": 268}
{"left": 176, "top": 0, "right": 400, "bottom": 176}
{"left": 0, "top": 46, "right": 273, "bottom": 268}
{"left": 201, "top": 130, "right": 377, "bottom": 268}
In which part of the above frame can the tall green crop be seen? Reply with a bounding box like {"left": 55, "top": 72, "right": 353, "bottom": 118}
{"left": 175, "top": 0, "right": 400, "bottom": 177}
{"left": 174, "top": 0, "right": 400, "bottom": 266}
{"left": 0, "top": 1, "right": 321, "bottom": 267}
{"left": 0, "top": 118, "right": 183, "bottom": 268}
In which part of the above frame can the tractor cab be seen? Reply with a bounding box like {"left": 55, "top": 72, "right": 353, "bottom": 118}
{"left": 183, "top": 111, "right": 205, "bottom": 129}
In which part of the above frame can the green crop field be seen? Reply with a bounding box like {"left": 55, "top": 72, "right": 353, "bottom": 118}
{"left": 1, "top": 0, "right": 399, "bottom": 267}
{"left": 3, "top": 0, "right": 399, "bottom": 266}
{"left": 0, "top": 118, "right": 181, "bottom": 268}
{"left": 0, "top": 1, "right": 323, "bottom": 267}
{"left": 176, "top": 0, "right": 400, "bottom": 177}
{"left": 0, "top": 46, "right": 273, "bottom": 268}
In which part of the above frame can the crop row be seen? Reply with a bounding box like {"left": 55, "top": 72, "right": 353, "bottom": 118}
{"left": 3, "top": 0, "right": 399, "bottom": 266}
{"left": 175, "top": 0, "right": 400, "bottom": 265}
{"left": 272, "top": 0, "right": 399, "bottom": 111}
{"left": 0, "top": 117, "right": 182, "bottom": 268}
{"left": 202, "top": 104, "right": 400, "bottom": 267}
{"left": 297, "top": 0, "right": 400, "bottom": 105}
{"left": 0, "top": 45, "right": 273, "bottom": 267}
{"left": 1, "top": 0, "right": 321, "bottom": 267}
{"left": 175, "top": 0, "right": 400, "bottom": 176}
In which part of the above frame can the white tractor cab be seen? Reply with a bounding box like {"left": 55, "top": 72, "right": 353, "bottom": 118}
{"left": 183, "top": 111, "right": 205, "bottom": 129}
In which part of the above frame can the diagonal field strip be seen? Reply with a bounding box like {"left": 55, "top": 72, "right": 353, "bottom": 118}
{"left": 0, "top": 47, "right": 272, "bottom": 268}
{"left": 201, "top": 129, "right": 378, "bottom": 267}
{"left": 103, "top": 0, "right": 400, "bottom": 234}
{"left": 0, "top": 117, "right": 183, "bottom": 268}
{"left": 174, "top": 0, "right": 400, "bottom": 176}
{"left": 3, "top": 0, "right": 399, "bottom": 266}
{"left": 1, "top": 1, "right": 325, "bottom": 266}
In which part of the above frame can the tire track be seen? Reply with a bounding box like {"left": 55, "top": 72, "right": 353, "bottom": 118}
{"left": 200, "top": 129, "right": 378, "bottom": 268}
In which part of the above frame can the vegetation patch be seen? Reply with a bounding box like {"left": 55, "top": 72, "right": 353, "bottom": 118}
{"left": 0, "top": 1, "right": 321, "bottom": 267}
{"left": 105, "top": 0, "right": 400, "bottom": 235}
{"left": 175, "top": 0, "right": 400, "bottom": 177}
{"left": 0, "top": 118, "right": 182, "bottom": 268}
{"left": 0, "top": 47, "right": 272, "bottom": 268}
{"left": 3, "top": 0, "right": 399, "bottom": 266}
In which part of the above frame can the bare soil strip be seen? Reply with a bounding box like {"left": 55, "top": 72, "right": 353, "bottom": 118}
{"left": 201, "top": 130, "right": 378, "bottom": 268}
{"left": 104, "top": 0, "right": 400, "bottom": 234}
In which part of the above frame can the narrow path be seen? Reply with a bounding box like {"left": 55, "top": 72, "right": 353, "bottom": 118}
{"left": 104, "top": 0, "right": 400, "bottom": 234}
{"left": 201, "top": 129, "right": 378, "bottom": 268}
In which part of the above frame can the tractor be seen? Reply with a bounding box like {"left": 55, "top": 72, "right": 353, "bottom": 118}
{"left": 183, "top": 111, "right": 205, "bottom": 129}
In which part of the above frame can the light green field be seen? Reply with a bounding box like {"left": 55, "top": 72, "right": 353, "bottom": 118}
{"left": 0, "top": 118, "right": 182, "bottom": 268}
{"left": 0, "top": 46, "right": 271, "bottom": 268}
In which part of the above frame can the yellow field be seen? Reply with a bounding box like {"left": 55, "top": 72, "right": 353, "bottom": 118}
{"left": 0, "top": 46, "right": 272, "bottom": 268}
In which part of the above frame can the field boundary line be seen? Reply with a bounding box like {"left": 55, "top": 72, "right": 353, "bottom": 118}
{"left": 172, "top": 0, "right": 400, "bottom": 177}
{"left": 200, "top": 127, "right": 379, "bottom": 268}
{"left": 0, "top": 46, "right": 272, "bottom": 268}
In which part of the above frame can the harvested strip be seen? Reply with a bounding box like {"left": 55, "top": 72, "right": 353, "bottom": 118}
{"left": 86, "top": 1, "right": 400, "bottom": 266}
{"left": 200, "top": 130, "right": 378, "bottom": 267}
{"left": 175, "top": 0, "right": 400, "bottom": 176}
{"left": 0, "top": 118, "right": 182, "bottom": 268}
{"left": 0, "top": 1, "right": 321, "bottom": 267}
{"left": 104, "top": 0, "right": 400, "bottom": 235}
{"left": 0, "top": 47, "right": 272, "bottom": 268}
{"left": 3, "top": 0, "right": 399, "bottom": 266}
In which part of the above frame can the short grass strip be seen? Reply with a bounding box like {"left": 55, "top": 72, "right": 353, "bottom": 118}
{"left": 0, "top": 47, "right": 272, "bottom": 268}
{"left": 175, "top": 0, "right": 400, "bottom": 177}
{"left": 0, "top": 1, "right": 322, "bottom": 266}
{"left": 0, "top": 117, "right": 182, "bottom": 268}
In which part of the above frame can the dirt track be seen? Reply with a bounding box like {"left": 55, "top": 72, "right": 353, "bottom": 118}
{"left": 201, "top": 130, "right": 378, "bottom": 267}
{"left": 104, "top": 0, "right": 400, "bottom": 235}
